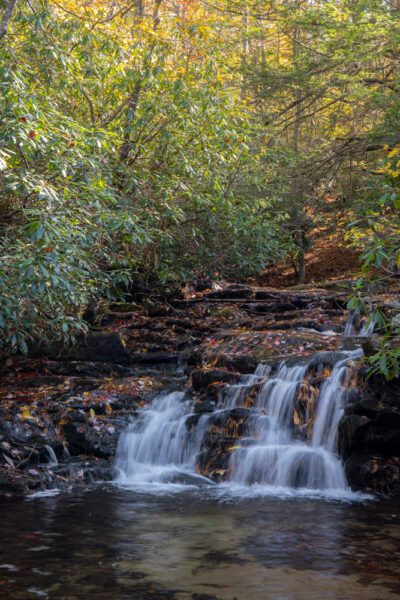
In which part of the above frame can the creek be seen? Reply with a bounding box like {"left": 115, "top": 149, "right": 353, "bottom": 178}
{"left": 115, "top": 339, "right": 365, "bottom": 498}
{"left": 1, "top": 290, "right": 399, "bottom": 599}
{"left": 0, "top": 486, "right": 399, "bottom": 599}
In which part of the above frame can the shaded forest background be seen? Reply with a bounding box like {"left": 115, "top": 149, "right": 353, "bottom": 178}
{"left": 0, "top": 0, "right": 399, "bottom": 372}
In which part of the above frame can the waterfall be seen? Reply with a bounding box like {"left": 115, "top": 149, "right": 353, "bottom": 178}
{"left": 229, "top": 354, "right": 360, "bottom": 490}
{"left": 114, "top": 352, "right": 361, "bottom": 495}
{"left": 114, "top": 391, "right": 199, "bottom": 485}
{"left": 344, "top": 311, "right": 374, "bottom": 337}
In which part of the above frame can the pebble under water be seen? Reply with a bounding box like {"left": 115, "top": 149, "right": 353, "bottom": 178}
{"left": 0, "top": 486, "right": 399, "bottom": 599}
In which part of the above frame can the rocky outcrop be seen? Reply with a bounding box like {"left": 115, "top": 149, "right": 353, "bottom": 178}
{"left": 339, "top": 376, "right": 400, "bottom": 496}
{"left": 76, "top": 333, "right": 132, "bottom": 363}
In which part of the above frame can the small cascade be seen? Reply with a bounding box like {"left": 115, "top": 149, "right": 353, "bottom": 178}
{"left": 344, "top": 310, "right": 374, "bottom": 337}
{"left": 228, "top": 356, "right": 358, "bottom": 490}
{"left": 115, "top": 352, "right": 361, "bottom": 495}
{"left": 115, "top": 391, "right": 199, "bottom": 485}
{"left": 44, "top": 445, "right": 58, "bottom": 466}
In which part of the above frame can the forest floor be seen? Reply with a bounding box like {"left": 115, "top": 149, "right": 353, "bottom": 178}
{"left": 261, "top": 234, "right": 362, "bottom": 287}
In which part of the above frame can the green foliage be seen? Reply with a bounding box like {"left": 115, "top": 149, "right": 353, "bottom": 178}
{"left": 0, "top": 0, "right": 288, "bottom": 352}
{"left": 367, "top": 341, "right": 400, "bottom": 381}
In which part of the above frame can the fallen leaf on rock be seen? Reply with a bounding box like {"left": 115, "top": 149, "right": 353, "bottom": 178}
{"left": 2, "top": 454, "right": 15, "bottom": 468}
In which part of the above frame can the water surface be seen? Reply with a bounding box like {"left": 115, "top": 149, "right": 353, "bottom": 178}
{"left": 1, "top": 486, "right": 399, "bottom": 599}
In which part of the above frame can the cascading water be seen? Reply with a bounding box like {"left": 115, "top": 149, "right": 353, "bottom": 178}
{"left": 115, "top": 391, "right": 202, "bottom": 486}
{"left": 115, "top": 351, "right": 361, "bottom": 496}
{"left": 344, "top": 310, "right": 374, "bottom": 337}
{"left": 229, "top": 354, "right": 359, "bottom": 490}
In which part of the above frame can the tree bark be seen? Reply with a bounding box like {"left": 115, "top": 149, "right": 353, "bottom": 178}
{"left": 291, "top": 20, "right": 306, "bottom": 285}
{"left": 119, "top": 0, "right": 163, "bottom": 162}
{"left": 0, "top": 0, "right": 19, "bottom": 41}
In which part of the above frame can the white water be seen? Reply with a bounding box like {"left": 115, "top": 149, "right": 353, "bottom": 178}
{"left": 344, "top": 311, "right": 374, "bottom": 337}
{"left": 115, "top": 351, "right": 361, "bottom": 497}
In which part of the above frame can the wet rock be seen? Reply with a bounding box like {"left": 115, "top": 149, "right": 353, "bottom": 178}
{"left": 186, "top": 349, "right": 203, "bottom": 367}
{"left": 110, "top": 393, "right": 142, "bottom": 410}
{"left": 38, "top": 360, "right": 133, "bottom": 377}
{"left": 130, "top": 351, "right": 179, "bottom": 364}
{"left": 62, "top": 421, "right": 93, "bottom": 456}
{"left": 254, "top": 290, "right": 280, "bottom": 300}
{"left": 194, "top": 398, "right": 216, "bottom": 414}
{"left": 77, "top": 333, "right": 131, "bottom": 363}
{"left": 214, "top": 355, "right": 258, "bottom": 374}
{"left": 190, "top": 369, "right": 241, "bottom": 392}
{"left": 339, "top": 376, "right": 400, "bottom": 494}
{"left": 338, "top": 415, "right": 370, "bottom": 459}
{"left": 165, "top": 317, "right": 194, "bottom": 329}
{"left": 362, "top": 334, "right": 382, "bottom": 357}
{"left": 186, "top": 414, "right": 202, "bottom": 430}
{"left": 87, "top": 402, "right": 107, "bottom": 415}
{"left": 202, "top": 409, "right": 249, "bottom": 448}
{"left": 82, "top": 458, "right": 114, "bottom": 482}
{"left": 197, "top": 447, "right": 231, "bottom": 481}
{"left": 343, "top": 454, "right": 400, "bottom": 495}
{"left": 251, "top": 302, "right": 298, "bottom": 315}
{"left": 190, "top": 277, "right": 213, "bottom": 292}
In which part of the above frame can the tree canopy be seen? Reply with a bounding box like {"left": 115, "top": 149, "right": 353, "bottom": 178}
{"left": 0, "top": 0, "right": 399, "bottom": 375}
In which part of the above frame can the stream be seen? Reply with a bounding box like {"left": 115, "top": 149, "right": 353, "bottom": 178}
{"left": 0, "top": 487, "right": 399, "bottom": 599}
{"left": 1, "top": 292, "right": 399, "bottom": 599}
{"left": 1, "top": 354, "right": 400, "bottom": 600}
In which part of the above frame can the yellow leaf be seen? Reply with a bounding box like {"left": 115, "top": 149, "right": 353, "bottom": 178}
{"left": 228, "top": 445, "right": 242, "bottom": 450}
{"left": 90, "top": 408, "right": 95, "bottom": 419}
{"left": 20, "top": 409, "right": 36, "bottom": 421}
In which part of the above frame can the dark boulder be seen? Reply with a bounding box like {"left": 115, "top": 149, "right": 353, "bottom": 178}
{"left": 339, "top": 375, "right": 400, "bottom": 495}
{"left": 77, "top": 334, "right": 131, "bottom": 363}
{"left": 194, "top": 399, "right": 216, "bottom": 414}
{"left": 190, "top": 369, "right": 241, "bottom": 392}
{"left": 62, "top": 421, "right": 93, "bottom": 456}
{"left": 215, "top": 355, "right": 258, "bottom": 374}
{"left": 338, "top": 414, "right": 370, "bottom": 459}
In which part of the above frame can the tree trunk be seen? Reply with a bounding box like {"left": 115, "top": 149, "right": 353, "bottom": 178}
{"left": 0, "top": 0, "right": 18, "bottom": 41}
{"left": 119, "top": 0, "right": 163, "bottom": 162}
{"left": 291, "top": 19, "right": 306, "bottom": 285}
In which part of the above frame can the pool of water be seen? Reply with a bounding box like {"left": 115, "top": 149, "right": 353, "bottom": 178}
{"left": 0, "top": 484, "right": 399, "bottom": 599}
